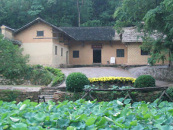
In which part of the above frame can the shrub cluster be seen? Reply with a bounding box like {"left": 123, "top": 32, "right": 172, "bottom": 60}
{"left": 45, "top": 67, "right": 65, "bottom": 87}
{"left": 166, "top": 87, "right": 173, "bottom": 100}
{"left": 66, "top": 72, "right": 89, "bottom": 92}
{"left": 0, "top": 90, "right": 21, "bottom": 102}
{"left": 134, "top": 75, "right": 155, "bottom": 88}
{"left": 25, "top": 65, "right": 52, "bottom": 86}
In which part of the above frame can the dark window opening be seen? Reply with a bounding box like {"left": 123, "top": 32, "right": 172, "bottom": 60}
{"left": 117, "top": 49, "right": 124, "bottom": 57}
{"left": 37, "top": 31, "right": 44, "bottom": 36}
{"left": 73, "top": 51, "right": 79, "bottom": 58}
{"left": 55, "top": 46, "right": 57, "bottom": 55}
{"left": 61, "top": 48, "right": 63, "bottom": 56}
{"left": 141, "top": 49, "right": 149, "bottom": 55}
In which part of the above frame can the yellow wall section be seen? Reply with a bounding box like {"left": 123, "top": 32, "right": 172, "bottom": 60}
{"left": 14, "top": 23, "right": 53, "bottom": 43}
{"left": 52, "top": 39, "right": 69, "bottom": 67}
{"left": 21, "top": 42, "right": 53, "bottom": 66}
{"left": 69, "top": 41, "right": 127, "bottom": 65}
{"left": 127, "top": 43, "right": 149, "bottom": 65}
{"left": 14, "top": 23, "right": 69, "bottom": 67}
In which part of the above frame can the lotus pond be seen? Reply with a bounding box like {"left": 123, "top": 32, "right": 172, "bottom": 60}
{"left": 0, "top": 99, "right": 173, "bottom": 130}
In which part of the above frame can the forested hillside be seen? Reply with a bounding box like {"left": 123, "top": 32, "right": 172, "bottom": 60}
{"left": 0, "top": 0, "right": 122, "bottom": 29}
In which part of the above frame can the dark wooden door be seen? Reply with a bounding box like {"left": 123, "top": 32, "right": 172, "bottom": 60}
{"left": 93, "top": 49, "right": 101, "bottom": 63}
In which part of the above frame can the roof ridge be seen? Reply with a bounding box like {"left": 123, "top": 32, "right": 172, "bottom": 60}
{"left": 1, "top": 25, "right": 15, "bottom": 31}
{"left": 14, "top": 17, "right": 59, "bottom": 34}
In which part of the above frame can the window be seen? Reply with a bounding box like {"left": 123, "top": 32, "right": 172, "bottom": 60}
{"left": 55, "top": 46, "right": 57, "bottom": 55}
{"left": 117, "top": 49, "right": 124, "bottom": 57}
{"left": 61, "top": 48, "right": 63, "bottom": 56}
{"left": 141, "top": 49, "right": 149, "bottom": 55}
{"left": 73, "top": 51, "right": 79, "bottom": 58}
{"left": 37, "top": 31, "right": 44, "bottom": 36}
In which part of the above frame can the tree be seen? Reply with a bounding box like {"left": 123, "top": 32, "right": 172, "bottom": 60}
{"left": 0, "top": 35, "right": 29, "bottom": 81}
{"left": 114, "top": 0, "right": 173, "bottom": 66}
{"left": 143, "top": 0, "right": 173, "bottom": 66}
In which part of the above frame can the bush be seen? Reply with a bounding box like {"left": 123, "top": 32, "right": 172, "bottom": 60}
{"left": 25, "top": 65, "right": 52, "bottom": 85}
{"left": 166, "top": 87, "right": 173, "bottom": 100}
{"left": 134, "top": 75, "right": 155, "bottom": 88}
{"left": 0, "top": 90, "right": 21, "bottom": 102}
{"left": 0, "top": 35, "right": 29, "bottom": 82}
{"left": 45, "top": 67, "right": 65, "bottom": 87}
{"left": 66, "top": 72, "right": 89, "bottom": 92}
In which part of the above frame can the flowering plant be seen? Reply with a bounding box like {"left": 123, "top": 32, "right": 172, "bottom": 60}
{"left": 88, "top": 77, "right": 136, "bottom": 84}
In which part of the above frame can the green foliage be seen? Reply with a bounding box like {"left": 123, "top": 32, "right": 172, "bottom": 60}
{"left": 166, "top": 87, "right": 173, "bottom": 99}
{"left": 66, "top": 72, "right": 89, "bottom": 92}
{"left": 0, "top": 99, "right": 173, "bottom": 129}
{"left": 114, "top": 0, "right": 173, "bottom": 65}
{"left": 27, "top": 65, "right": 52, "bottom": 86}
{"left": 134, "top": 75, "right": 155, "bottom": 88}
{"left": 0, "top": 0, "right": 122, "bottom": 28}
{"left": 45, "top": 67, "right": 65, "bottom": 87}
{"left": 0, "top": 35, "right": 29, "bottom": 83}
{"left": 114, "top": 0, "right": 160, "bottom": 31}
{"left": 0, "top": 90, "right": 21, "bottom": 102}
{"left": 142, "top": 0, "right": 173, "bottom": 65}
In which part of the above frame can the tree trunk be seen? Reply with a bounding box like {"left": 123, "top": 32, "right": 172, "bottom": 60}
{"left": 168, "top": 49, "right": 172, "bottom": 67}
{"left": 77, "top": 0, "right": 81, "bottom": 27}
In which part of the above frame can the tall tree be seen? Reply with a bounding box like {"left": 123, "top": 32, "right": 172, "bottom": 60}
{"left": 142, "top": 0, "right": 173, "bottom": 66}
{"left": 114, "top": 0, "right": 173, "bottom": 66}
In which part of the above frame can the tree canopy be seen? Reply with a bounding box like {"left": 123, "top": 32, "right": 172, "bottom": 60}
{"left": 114, "top": 0, "right": 173, "bottom": 65}
{"left": 0, "top": 36, "right": 29, "bottom": 81}
{"left": 0, "top": 0, "right": 122, "bottom": 28}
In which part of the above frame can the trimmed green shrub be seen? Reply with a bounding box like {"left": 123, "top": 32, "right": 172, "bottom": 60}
{"left": 134, "top": 75, "right": 155, "bottom": 88}
{"left": 66, "top": 72, "right": 89, "bottom": 92}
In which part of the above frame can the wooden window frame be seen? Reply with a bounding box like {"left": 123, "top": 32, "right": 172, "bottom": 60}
{"left": 61, "top": 48, "right": 63, "bottom": 56}
{"left": 73, "top": 51, "right": 79, "bottom": 58}
{"left": 37, "top": 31, "right": 44, "bottom": 37}
{"left": 141, "top": 49, "right": 149, "bottom": 55}
{"left": 55, "top": 46, "right": 57, "bottom": 55}
{"left": 116, "top": 49, "right": 124, "bottom": 57}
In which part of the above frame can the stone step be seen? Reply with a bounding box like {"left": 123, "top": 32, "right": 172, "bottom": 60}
{"left": 41, "top": 87, "right": 60, "bottom": 90}
{"left": 40, "top": 92, "right": 56, "bottom": 95}
{"left": 39, "top": 95, "right": 54, "bottom": 98}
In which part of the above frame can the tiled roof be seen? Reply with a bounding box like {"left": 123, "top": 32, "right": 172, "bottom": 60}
{"left": 58, "top": 27, "right": 116, "bottom": 41}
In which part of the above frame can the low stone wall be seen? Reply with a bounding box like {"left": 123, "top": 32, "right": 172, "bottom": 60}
{"left": 129, "top": 66, "right": 173, "bottom": 82}
{"left": 0, "top": 90, "right": 40, "bottom": 102}
{"left": 53, "top": 90, "right": 162, "bottom": 102}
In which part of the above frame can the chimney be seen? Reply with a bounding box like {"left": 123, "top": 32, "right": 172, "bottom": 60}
{"left": 1, "top": 25, "right": 14, "bottom": 39}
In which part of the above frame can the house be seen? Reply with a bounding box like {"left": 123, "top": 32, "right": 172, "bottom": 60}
{"left": 1, "top": 18, "right": 154, "bottom": 67}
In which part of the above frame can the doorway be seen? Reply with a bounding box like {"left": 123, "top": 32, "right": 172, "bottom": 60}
{"left": 93, "top": 49, "right": 101, "bottom": 63}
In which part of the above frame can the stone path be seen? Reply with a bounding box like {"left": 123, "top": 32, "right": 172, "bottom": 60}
{"left": 61, "top": 67, "right": 134, "bottom": 78}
